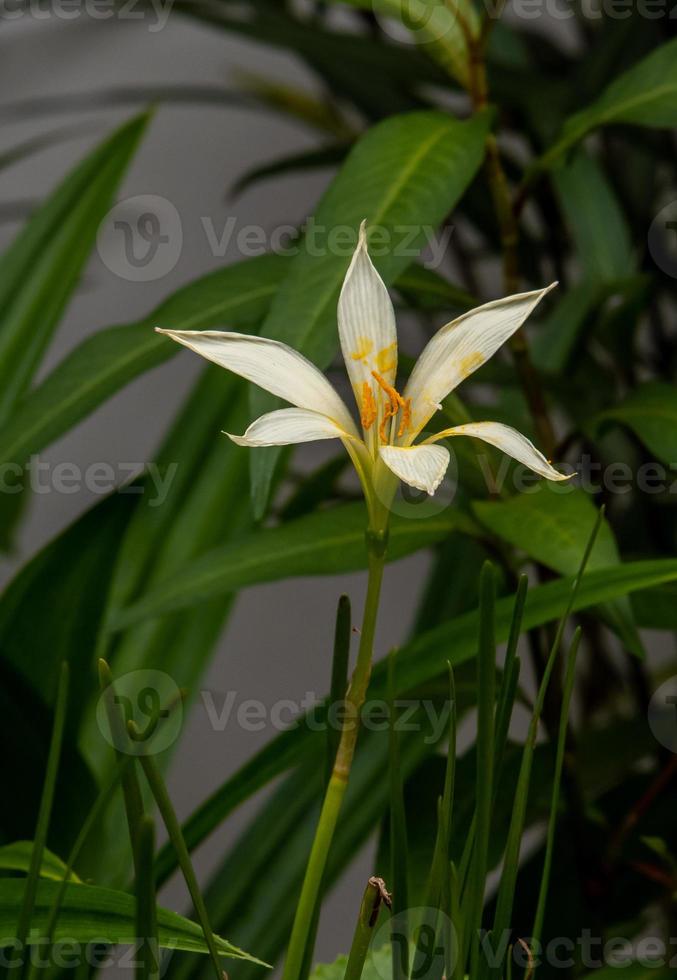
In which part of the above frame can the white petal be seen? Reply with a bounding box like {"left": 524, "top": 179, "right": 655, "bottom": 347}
{"left": 338, "top": 221, "right": 398, "bottom": 406}
{"left": 156, "top": 328, "right": 357, "bottom": 435}
{"left": 379, "top": 443, "right": 450, "bottom": 496}
{"left": 424, "top": 421, "right": 571, "bottom": 481}
{"left": 226, "top": 408, "right": 355, "bottom": 447}
{"left": 403, "top": 285, "right": 557, "bottom": 435}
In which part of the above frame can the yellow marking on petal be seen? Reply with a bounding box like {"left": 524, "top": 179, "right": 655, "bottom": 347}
{"left": 458, "top": 351, "right": 484, "bottom": 377}
{"left": 360, "top": 382, "right": 377, "bottom": 431}
{"left": 375, "top": 343, "right": 397, "bottom": 375}
{"left": 351, "top": 337, "right": 375, "bottom": 362}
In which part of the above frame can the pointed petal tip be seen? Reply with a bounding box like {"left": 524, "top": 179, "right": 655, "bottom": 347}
{"left": 223, "top": 430, "right": 248, "bottom": 446}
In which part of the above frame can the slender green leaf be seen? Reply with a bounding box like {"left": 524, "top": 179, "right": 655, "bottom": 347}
{"left": 488, "top": 510, "right": 603, "bottom": 974}
{"left": 0, "top": 254, "right": 286, "bottom": 469}
{"left": 112, "top": 504, "right": 477, "bottom": 629}
{"left": 154, "top": 556, "right": 677, "bottom": 890}
{"left": 465, "top": 565, "right": 495, "bottom": 975}
{"left": 0, "top": 879, "right": 261, "bottom": 961}
{"left": 0, "top": 112, "right": 149, "bottom": 424}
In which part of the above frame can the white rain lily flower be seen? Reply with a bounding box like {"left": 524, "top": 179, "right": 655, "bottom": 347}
{"left": 157, "top": 222, "right": 568, "bottom": 524}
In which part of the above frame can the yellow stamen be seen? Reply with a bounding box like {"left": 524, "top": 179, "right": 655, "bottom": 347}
{"left": 360, "top": 381, "right": 377, "bottom": 430}
{"left": 397, "top": 398, "right": 412, "bottom": 438}
{"left": 371, "top": 371, "right": 412, "bottom": 442}
{"left": 379, "top": 398, "right": 397, "bottom": 443}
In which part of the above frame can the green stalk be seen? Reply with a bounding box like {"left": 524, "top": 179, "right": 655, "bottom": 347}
{"left": 387, "top": 650, "right": 409, "bottom": 980}
{"left": 281, "top": 536, "right": 387, "bottom": 980}
{"left": 136, "top": 816, "right": 160, "bottom": 980}
{"left": 344, "top": 877, "right": 391, "bottom": 980}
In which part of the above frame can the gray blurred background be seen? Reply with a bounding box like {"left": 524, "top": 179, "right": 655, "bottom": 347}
{"left": 0, "top": 12, "right": 434, "bottom": 963}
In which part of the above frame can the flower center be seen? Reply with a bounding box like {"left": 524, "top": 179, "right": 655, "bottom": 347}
{"left": 365, "top": 371, "right": 411, "bottom": 443}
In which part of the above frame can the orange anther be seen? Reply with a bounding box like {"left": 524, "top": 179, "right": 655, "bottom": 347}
{"left": 371, "top": 371, "right": 411, "bottom": 442}
{"left": 397, "top": 398, "right": 412, "bottom": 438}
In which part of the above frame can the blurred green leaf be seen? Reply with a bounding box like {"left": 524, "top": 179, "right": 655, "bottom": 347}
{"left": 554, "top": 150, "right": 634, "bottom": 282}
{"left": 531, "top": 280, "right": 602, "bottom": 374}
{"left": 0, "top": 112, "right": 149, "bottom": 425}
{"left": 591, "top": 382, "right": 677, "bottom": 465}
{"left": 533, "top": 38, "right": 677, "bottom": 173}
{"left": 337, "top": 0, "right": 477, "bottom": 87}
{"left": 250, "top": 110, "right": 490, "bottom": 515}
{"left": 0, "top": 492, "right": 134, "bottom": 724}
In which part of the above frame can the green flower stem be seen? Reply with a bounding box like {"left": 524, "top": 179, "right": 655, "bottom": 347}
{"left": 282, "top": 532, "right": 387, "bottom": 980}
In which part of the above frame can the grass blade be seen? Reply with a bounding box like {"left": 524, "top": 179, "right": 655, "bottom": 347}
{"left": 98, "top": 659, "right": 145, "bottom": 877}
{"left": 137, "top": 816, "right": 160, "bottom": 980}
{"left": 131, "top": 725, "right": 230, "bottom": 980}
{"left": 531, "top": 626, "right": 582, "bottom": 948}
{"left": 15, "top": 662, "right": 69, "bottom": 963}
{"left": 488, "top": 509, "right": 604, "bottom": 976}
{"left": 466, "top": 563, "right": 496, "bottom": 977}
